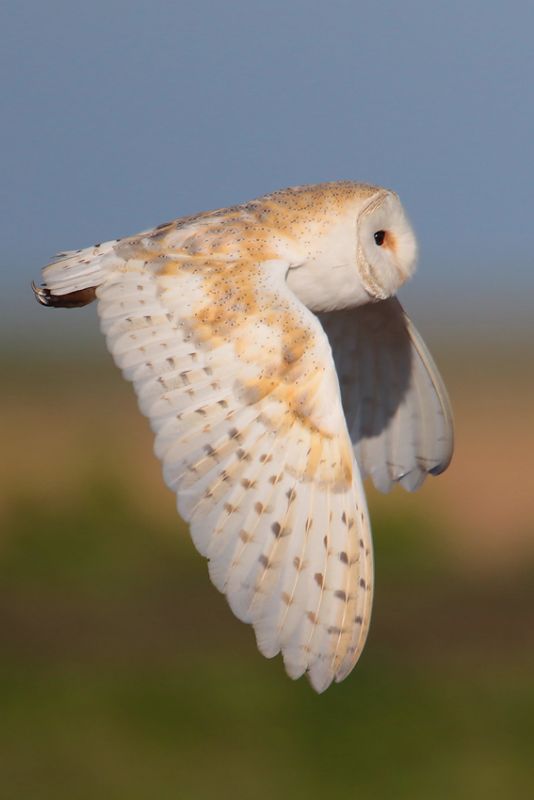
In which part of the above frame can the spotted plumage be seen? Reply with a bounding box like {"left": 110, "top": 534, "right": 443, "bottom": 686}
{"left": 32, "top": 181, "right": 453, "bottom": 692}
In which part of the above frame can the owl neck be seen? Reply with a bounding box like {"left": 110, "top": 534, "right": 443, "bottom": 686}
{"left": 286, "top": 259, "right": 371, "bottom": 312}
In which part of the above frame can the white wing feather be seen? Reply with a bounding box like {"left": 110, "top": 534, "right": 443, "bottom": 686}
{"left": 41, "top": 235, "right": 374, "bottom": 692}
{"left": 320, "top": 298, "right": 453, "bottom": 493}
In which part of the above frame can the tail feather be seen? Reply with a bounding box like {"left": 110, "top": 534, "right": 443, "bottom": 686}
{"left": 33, "top": 240, "right": 120, "bottom": 308}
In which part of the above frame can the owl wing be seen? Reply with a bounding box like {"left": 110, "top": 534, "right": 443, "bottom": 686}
{"left": 40, "top": 237, "right": 373, "bottom": 692}
{"left": 319, "top": 298, "right": 453, "bottom": 493}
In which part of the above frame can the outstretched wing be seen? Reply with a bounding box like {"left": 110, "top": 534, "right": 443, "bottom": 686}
{"left": 40, "top": 236, "right": 374, "bottom": 692}
{"left": 320, "top": 298, "right": 453, "bottom": 493}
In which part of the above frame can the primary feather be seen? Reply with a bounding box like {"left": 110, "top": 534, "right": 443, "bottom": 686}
{"left": 320, "top": 298, "right": 453, "bottom": 493}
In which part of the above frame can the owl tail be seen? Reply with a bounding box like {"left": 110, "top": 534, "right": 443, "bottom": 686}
{"left": 32, "top": 240, "right": 119, "bottom": 309}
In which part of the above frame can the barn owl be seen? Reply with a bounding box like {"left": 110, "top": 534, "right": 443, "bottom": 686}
{"left": 32, "top": 181, "right": 453, "bottom": 692}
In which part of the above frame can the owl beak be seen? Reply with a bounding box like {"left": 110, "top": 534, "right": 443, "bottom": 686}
{"left": 356, "top": 245, "right": 389, "bottom": 300}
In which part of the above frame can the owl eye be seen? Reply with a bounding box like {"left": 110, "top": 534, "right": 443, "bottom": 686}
{"left": 374, "top": 230, "right": 386, "bottom": 246}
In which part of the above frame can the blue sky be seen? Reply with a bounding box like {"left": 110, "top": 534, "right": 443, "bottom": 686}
{"left": 2, "top": 0, "right": 533, "bottom": 346}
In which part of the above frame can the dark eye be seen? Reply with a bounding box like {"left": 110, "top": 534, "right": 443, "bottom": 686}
{"left": 374, "top": 230, "right": 386, "bottom": 246}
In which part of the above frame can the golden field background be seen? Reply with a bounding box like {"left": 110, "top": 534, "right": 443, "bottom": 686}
{"left": 1, "top": 338, "right": 533, "bottom": 799}
{"left": 4, "top": 340, "right": 533, "bottom": 568}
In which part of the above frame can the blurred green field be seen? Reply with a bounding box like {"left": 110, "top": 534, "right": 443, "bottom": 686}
{"left": 1, "top": 347, "right": 534, "bottom": 799}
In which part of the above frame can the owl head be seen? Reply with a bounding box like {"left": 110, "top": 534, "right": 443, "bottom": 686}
{"left": 264, "top": 181, "right": 419, "bottom": 312}
{"left": 355, "top": 189, "right": 418, "bottom": 301}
